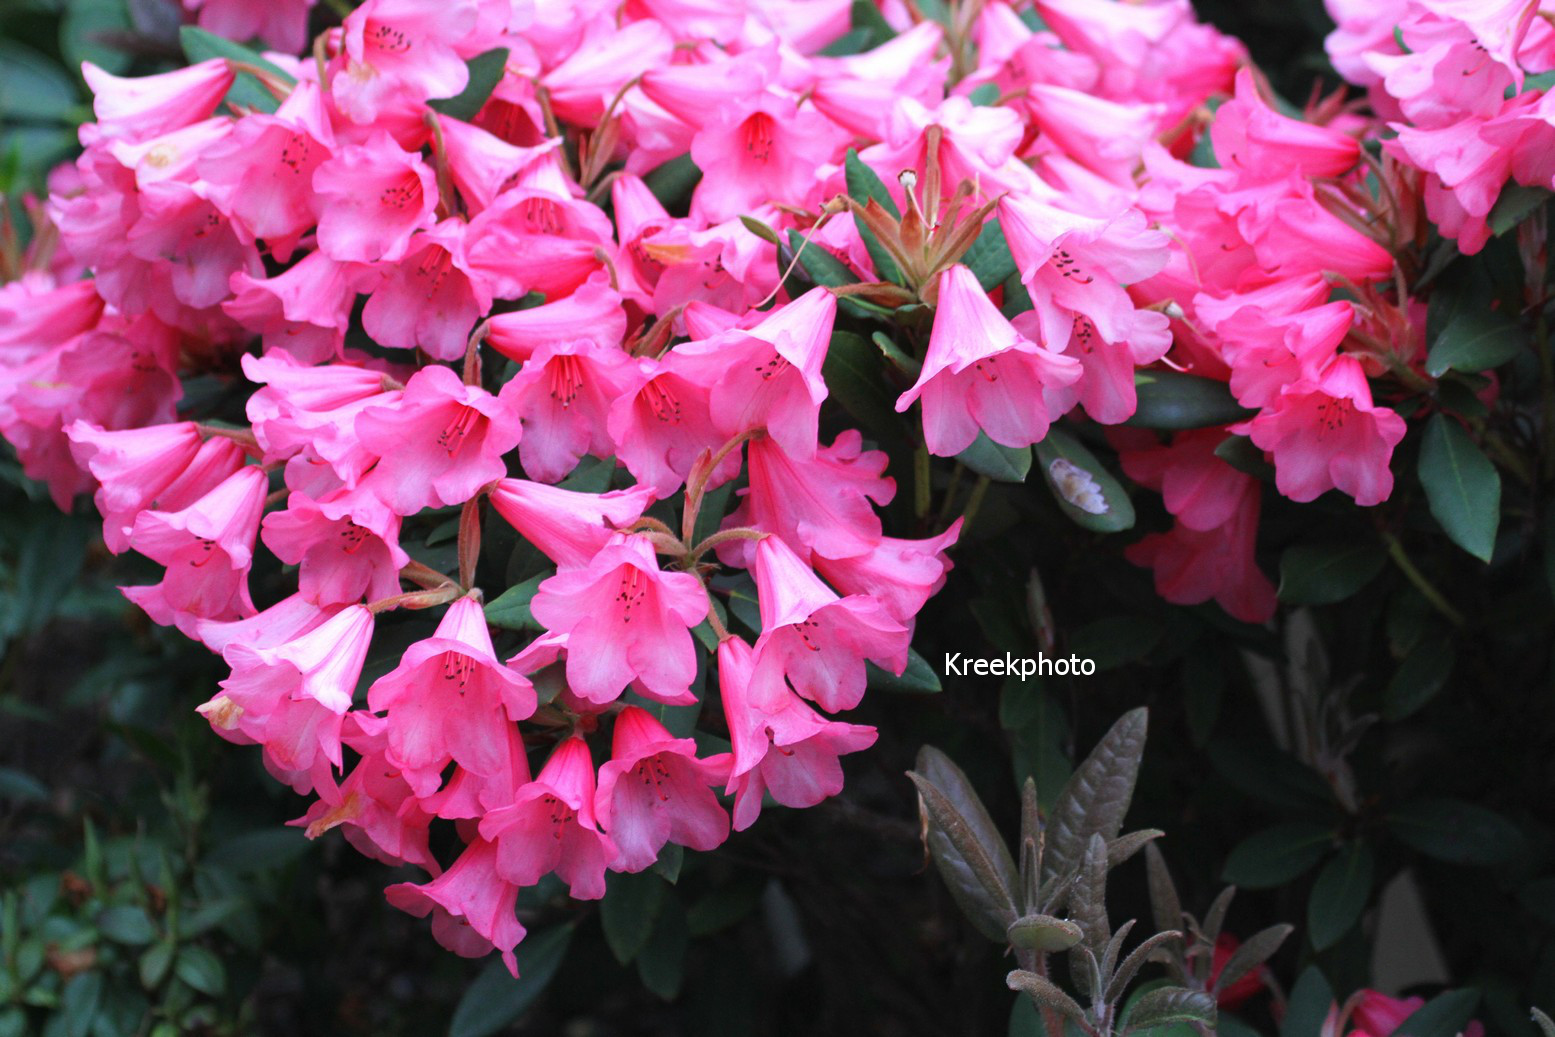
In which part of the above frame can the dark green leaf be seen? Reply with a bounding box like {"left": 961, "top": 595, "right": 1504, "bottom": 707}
{"left": 843, "top": 148, "right": 904, "bottom": 283}
{"left": 635, "top": 896, "right": 689, "bottom": 1000}
{"left": 1383, "top": 638, "right": 1454, "bottom": 721}
{"left": 866, "top": 649, "right": 941, "bottom": 693}
{"left": 484, "top": 573, "right": 547, "bottom": 632}
{"left": 1387, "top": 799, "right": 1523, "bottom": 865}
{"left": 58, "top": 971, "right": 102, "bottom": 1037}
{"left": 962, "top": 219, "right": 1018, "bottom": 291}
{"left": 174, "top": 946, "right": 226, "bottom": 996}
{"left": 0, "top": 41, "right": 79, "bottom": 123}
{"left": 1069, "top": 616, "right": 1163, "bottom": 670}
{"left": 0, "top": 767, "right": 46, "bottom": 802}
{"left": 601, "top": 869, "right": 668, "bottom": 964}
{"left": 823, "top": 330, "right": 901, "bottom": 444}
{"left": 204, "top": 829, "right": 309, "bottom": 873}
{"left": 642, "top": 154, "right": 701, "bottom": 211}
{"left": 786, "top": 229, "right": 857, "bottom": 287}
{"left": 138, "top": 941, "right": 174, "bottom": 990}
{"left": 1488, "top": 183, "right": 1546, "bottom": 237}
{"left": 177, "top": 27, "right": 294, "bottom": 114}
{"left": 1035, "top": 428, "right": 1135, "bottom": 532}
{"left": 1125, "top": 370, "right": 1253, "bottom": 430}
{"left": 846, "top": 0, "right": 897, "bottom": 50}
{"left": 62, "top": 0, "right": 133, "bottom": 76}
{"left": 1124, "top": 988, "right": 1217, "bottom": 1032}
{"left": 1307, "top": 842, "right": 1373, "bottom": 950}
{"left": 1418, "top": 415, "right": 1500, "bottom": 562}
{"left": 1277, "top": 543, "right": 1387, "bottom": 605}
{"left": 1043, "top": 707, "right": 1147, "bottom": 884}
{"left": 957, "top": 432, "right": 1033, "bottom": 483}
{"left": 97, "top": 906, "right": 156, "bottom": 946}
{"left": 1208, "top": 740, "right": 1335, "bottom": 810}
{"left": 448, "top": 925, "right": 574, "bottom": 1037}
{"left": 651, "top": 843, "right": 684, "bottom": 884}
{"left": 1426, "top": 308, "right": 1524, "bottom": 377}
{"left": 430, "top": 48, "right": 509, "bottom": 121}
{"left": 1396, "top": 990, "right": 1482, "bottom": 1037}
{"left": 1282, "top": 967, "right": 1334, "bottom": 1037}
{"left": 1221, "top": 823, "right": 1333, "bottom": 889}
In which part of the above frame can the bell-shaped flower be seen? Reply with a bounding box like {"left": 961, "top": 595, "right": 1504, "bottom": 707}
{"left": 81, "top": 59, "right": 234, "bottom": 143}
{"left": 367, "top": 596, "right": 538, "bottom": 798}
{"left": 385, "top": 837, "right": 526, "bottom": 977}
{"left": 182, "top": 0, "right": 316, "bottom": 54}
{"left": 312, "top": 131, "right": 439, "bottom": 263}
{"left": 671, "top": 286, "right": 835, "bottom": 460}
{"left": 65, "top": 421, "right": 205, "bottom": 552}
{"left": 814, "top": 520, "right": 962, "bottom": 626}
{"left": 124, "top": 465, "right": 268, "bottom": 633}
{"left": 362, "top": 220, "right": 491, "bottom": 361}
{"left": 594, "top": 706, "right": 733, "bottom": 873}
{"left": 895, "top": 265, "right": 1082, "bottom": 456}
{"left": 752, "top": 536, "right": 910, "bottom": 713}
{"left": 1116, "top": 428, "right": 1257, "bottom": 533}
{"left": 607, "top": 352, "right": 735, "bottom": 498}
{"left": 332, "top": 0, "right": 481, "bottom": 124}
{"left": 478, "top": 736, "right": 617, "bottom": 900}
{"left": 529, "top": 534, "right": 708, "bottom": 704}
{"left": 718, "top": 638, "right": 877, "bottom": 832}
{"left": 1125, "top": 481, "right": 1276, "bottom": 624}
{"left": 500, "top": 338, "right": 635, "bottom": 484}
{"left": 225, "top": 251, "right": 365, "bottom": 364}
{"left": 355, "top": 365, "right": 521, "bottom": 515}
{"left": 483, "top": 274, "right": 627, "bottom": 364}
{"left": 261, "top": 489, "right": 409, "bottom": 606}
{"left": 1231, "top": 356, "right": 1407, "bottom": 506}
{"left": 194, "top": 592, "right": 329, "bottom": 656}
{"left": 487, "top": 478, "right": 655, "bottom": 570}
{"left": 1211, "top": 69, "right": 1360, "bottom": 182}
{"left": 688, "top": 93, "right": 847, "bottom": 223}
{"left": 203, "top": 604, "right": 376, "bottom": 794}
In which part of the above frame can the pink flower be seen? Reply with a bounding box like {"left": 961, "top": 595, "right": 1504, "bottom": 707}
{"left": 896, "top": 265, "right": 1081, "bottom": 456}
{"left": 312, "top": 132, "right": 439, "bottom": 263}
{"left": 529, "top": 534, "right": 708, "bottom": 704}
{"left": 688, "top": 93, "right": 846, "bottom": 222}
{"left": 333, "top": 0, "right": 481, "bottom": 124}
{"left": 1233, "top": 357, "right": 1407, "bottom": 506}
{"left": 362, "top": 220, "right": 491, "bottom": 361}
{"left": 483, "top": 274, "right": 627, "bottom": 364}
{"left": 385, "top": 838, "right": 526, "bottom": 977}
{"left": 124, "top": 465, "right": 269, "bottom": 632}
{"left": 355, "top": 365, "right": 521, "bottom": 514}
{"left": 81, "top": 60, "right": 234, "bottom": 143}
{"left": 594, "top": 706, "right": 733, "bottom": 872}
{"left": 607, "top": 353, "right": 735, "bottom": 498}
{"left": 752, "top": 536, "right": 910, "bottom": 713}
{"left": 717, "top": 637, "right": 877, "bottom": 832}
{"left": 488, "top": 478, "right": 656, "bottom": 570}
{"left": 204, "top": 605, "right": 376, "bottom": 794}
{"left": 1212, "top": 68, "right": 1360, "bottom": 181}
{"left": 183, "top": 0, "right": 317, "bottom": 54}
{"left": 195, "top": 592, "right": 328, "bottom": 656}
{"left": 814, "top": 520, "right": 962, "bottom": 626}
{"left": 501, "top": 339, "right": 635, "bottom": 484}
{"left": 1116, "top": 428, "right": 1255, "bottom": 532}
{"left": 671, "top": 286, "right": 836, "bottom": 460}
{"left": 436, "top": 115, "right": 556, "bottom": 214}
{"left": 479, "top": 736, "right": 618, "bottom": 900}
{"left": 1125, "top": 481, "right": 1276, "bottom": 624}
{"left": 366, "top": 596, "right": 537, "bottom": 798}
{"left": 225, "top": 252, "right": 365, "bottom": 364}
{"left": 261, "top": 490, "right": 409, "bottom": 606}
{"left": 1348, "top": 992, "right": 1425, "bottom": 1037}
{"left": 65, "top": 421, "right": 206, "bottom": 551}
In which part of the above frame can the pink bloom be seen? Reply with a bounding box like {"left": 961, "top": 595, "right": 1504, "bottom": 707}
{"left": 436, "top": 115, "right": 556, "bottom": 214}
{"left": 479, "top": 736, "right": 618, "bottom": 900}
{"left": 183, "top": 0, "right": 317, "bottom": 53}
{"left": 607, "top": 352, "right": 734, "bottom": 498}
{"left": 462, "top": 186, "right": 614, "bottom": 302}
{"left": 529, "top": 535, "right": 708, "bottom": 704}
{"left": 860, "top": 96, "right": 1028, "bottom": 205}
{"left": 501, "top": 339, "right": 635, "bottom": 484}
{"left": 385, "top": 838, "right": 526, "bottom": 977}
{"left": 312, "top": 132, "right": 438, "bottom": 263}
{"left": 594, "top": 706, "right": 733, "bottom": 872}
{"left": 1025, "top": 84, "right": 1164, "bottom": 182}
{"left": 362, "top": 220, "right": 491, "bottom": 361}
{"left": 199, "top": 81, "right": 335, "bottom": 261}
{"left": 896, "top": 265, "right": 1081, "bottom": 456}
{"left": 688, "top": 93, "right": 847, "bottom": 223}
{"left": 261, "top": 490, "right": 409, "bottom": 606}
{"left": 488, "top": 478, "right": 655, "bottom": 570}
{"left": 1117, "top": 428, "right": 1255, "bottom": 532}
{"left": 483, "top": 274, "right": 627, "bottom": 364}
{"left": 814, "top": 520, "right": 962, "bottom": 626}
{"left": 0, "top": 278, "right": 103, "bottom": 367}
{"left": 225, "top": 252, "right": 364, "bottom": 363}
{"left": 205, "top": 605, "right": 376, "bottom": 793}
{"left": 126, "top": 179, "right": 263, "bottom": 312}
{"left": 65, "top": 421, "right": 206, "bottom": 551}
{"left": 242, "top": 351, "right": 400, "bottom": 478}
{"left": 752, "top": 536, "right": 910, "bottom": 713}
{"left": 355, "top": 365, "right": 521, "bottom": 514}
{"left": 195, "top": 591, "right": 328, "bottom": 655}
{"left": 540, "top": 19, "right": 675, "bottom": 127}
{"left": 366, "top": 596, "right": 537, "bottom": 798}
{"left": 124, "top": 465, "right": 269, "bottom": 632}
{"left": 718, "top": 637, "right": 877, "bottom": 832}
{"left": 1125, "top": 481, "right": 1276, "bottom": 624}
{"left": 1349, "top": 992, "right": 1424, "bottom": 1037}
{"left": 81, "top": 60, "right": 234, "bottom": 143}
{"left": 1233, "top": 357, "right": 1407, "bottom": 506}
{"left": 1212, "top": 68, "right": 1360, "bottom": 181}
{"left": 671, "top": 286, "right": 835, "bottom": 460}
{"left": 333, "top": 0, "right": 481, "bottom": 124}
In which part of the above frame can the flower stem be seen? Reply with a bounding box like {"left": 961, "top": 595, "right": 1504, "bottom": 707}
{"left": 1383, "top": 532, "right": 1465, "bottom": 627}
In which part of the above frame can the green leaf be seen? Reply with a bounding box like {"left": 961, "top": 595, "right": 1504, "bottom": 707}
{"left": 1221, "top": 822, "right": 1333, "bottom": 889}
{"left": 97, "top": 906, "right": 156, "bottom": 946}
{"left": 1277, "top": 543, "right": 1386, "bottom": 605}
{"left": 1126, "top": 371, "right": 1254, "bottom": 430}
{"left": 0, "top": 767, "right": 47, "bottom": 802}
{"left": 786, "top": 229, "right": 857, "bottom": 287}
{"left": 484, "top": 573, "right": 547, "bottom": 632}
{"left": 962, "top": 219, "right": 1018, "bottom": 292}
{"left": 866, "top": 648, "right": 941, "bottom": 693}
{"left": 430, "top": 48, "right": 510, "bottom": 122}
{"left": 846, "top": 0, "right": 897, "bottom": 50}
{"left": 1282, "top": 967, "right": 1334, "bottom": 1037}
{"left": 0, "top": 41, "right": 79, "bottom": 124}
{"left": 651, "top": 843, "right": 684, "bottom": 884}
{"left": 843, "top": 148, "right": 904, "bottom": 283}
{"left": 1418, "top": 415, "right": 1500, "bottom": 562}
{"left": 1387, "top": 798, "right": 1523, "bottom": 865}
{"left": 1426, "top": 308, "right": 1524, "bottom": 377}
{"left": 1043, "top": 707, "right": 1147, "bottom": 884}
{"left": 1003, "top": 677, "right": 1071, "bottom": 808}
{"left": 823, "top": 330, "right": 901, "bottom": 444}
{"left": 643, "top": 154, "right": 701, "bottom": 211}
{"left": 58, "top": 972, "right": 102, "bottom": 1037}
{"left": 1307, "top": 842, "right": 1373, "bottom": 950}
{"left": 1124, "top": 988, "right": 1217, "bottom": 1032}
{"left": 1034, "top": 428, "right": 1135, "bottom": 532}
{"left": 174, "top": 946, "right": 226, "bottom": 996}
{"left": 177, "top": 27, "right": 294, "bottom": 114}
{"left": 1069, "top": 615, "right": 1163, "bottom": 670}
{"left": 203, "top": 829, "right": 309, "bottom": 873}
{"left": 1006, "top": 914, "right": 1083, "bottom": 952}
{"left": 62, "top": 0, "right": 134, "bottom": 76}
{"left": 1488, "top": 183, "right": 1546, "bottom": 237}
{"left": 635, "top": 896, "right": 689, "bottom": 1000}
{"left": 1383, "top": 638, "right": 1454, "bottom": 720}
{"left": 1395, "top": 990, "right": 1482, "bottom": 1037}
{"left": 448, "top": 925, "right": 574, "bottom": 1037}
{"left": 138, "top": 941, "right": 174, "bottom": 990}
{"left": 601, "top": 869, "right": 667, "bottom": 964}
{"left": 956, "top": 432, "right": 1032, "bottom": 483}
{"left": 969, "top": 83, "right": 1000, "bottom": 106}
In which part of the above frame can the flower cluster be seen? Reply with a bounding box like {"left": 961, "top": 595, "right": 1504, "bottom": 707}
{"left": 0, "top": 0, "right": 1540, "bottom": 977}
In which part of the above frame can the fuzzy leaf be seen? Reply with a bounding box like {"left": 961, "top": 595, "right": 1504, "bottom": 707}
{"left": 1007, "top": 970, "right": 1088, "bottom": 1025}
{"left": 909, "top": 751, "right": 1020, "bottom": 941}
{"left": 1214, "top": 924, "right": 1291, "bottom": 994}
{"left": 1124, "top": 988, "right": 1217, "bottom": 1032}
{"left": 1044, "top": 707, "right": 1148, "bottom": 884}
{"left": 1007, "top": 914, "right": 1084, "bottom": 952}
{"left": 1106, "top": 930, "right": 1184, "bottom": 1004}
{"left": 1145, "top": 844, "right": 1184, "bottom": 945}
{"left": 1067, "top": 834, "right": 1111, "bottom": 988}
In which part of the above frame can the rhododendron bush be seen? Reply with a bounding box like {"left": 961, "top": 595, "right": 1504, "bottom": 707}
{"left": 1, "top": 0, "right": 1553, "bottom": 1033}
